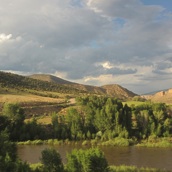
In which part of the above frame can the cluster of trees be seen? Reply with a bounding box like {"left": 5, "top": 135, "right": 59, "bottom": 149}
{"left": 39, "top": 147, "right": 108, "bottom": 172}
{"left": 51, "top": 96, "right": 172, "bottom": 140}
{"left": 0, "top": 96, "right": 172, "bottom": 143}
{"left": 132, "top": 103, "right": 172, "bottom": 138}
{"left": 0, "top": 103, "right": 48, "bottom": 141}
{"left": 51, "top": 96, "right": 131, "bottom": 140}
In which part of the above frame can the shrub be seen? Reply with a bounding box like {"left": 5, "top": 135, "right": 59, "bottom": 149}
{"left": 65, "top": 148, "right": 109, "bottom": 172}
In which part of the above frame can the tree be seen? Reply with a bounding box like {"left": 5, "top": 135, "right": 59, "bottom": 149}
{"left": 66, "top": 148, "right": 109, "bottom": 172}
{"left": 65, "top": 108, "right": 83, "bottom": 140}
{"left": 0, "top": 131, "right": 31, "bottom": 172}
{"left": 40, "top": 148, "right": 64, "bottom": 172}
{"left": 0, "top": 131, "right": 17, "bottom": 171}
{"left": 51, "top": 112, "right": 59, "bottom": 139}
{"left": 0, "top": 115, "right": 9, "bottom": 132}
{"left": 2, "top": 103, "right": 25, "bottom": 124}
{"left": 2, "top": 103, "right": 25, "bottom": 141}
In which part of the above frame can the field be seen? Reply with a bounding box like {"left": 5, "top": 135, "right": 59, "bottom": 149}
{"left": 0, "top": 90, "right": 72, "bottom": 119}
{"left": 0, "top": 94, "right": 64, "bottom": 103}
{"left": 122, "top": 100, "right": 146, "bottom": 107}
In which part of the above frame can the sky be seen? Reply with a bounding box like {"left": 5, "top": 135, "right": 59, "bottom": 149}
{"left": 0, "top": 0, "right": 172, "bottom": 94}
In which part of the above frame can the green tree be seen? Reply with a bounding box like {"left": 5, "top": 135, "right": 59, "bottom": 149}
{"left": 2, "top": 103, "right": 25, "bottom": 124}
{"left": 51, "top": 112, "right": 59, "bottom": 139}
{"left": 40, "top": 148, "right": 64, "bottom": 172}
{"left": 0, "top": 131, "right": 31, "bottom": 172}
{"left": 0, "top": 115, "right": 9, "bottom": 132}
{"left": 66, "top": 148, "right": 109, "bottom": 172}
{"left": 2, "top": 103, "right": 25, "bottom": 141}
{"left": 0, "top": 131, "right": 17, "bottom": 171}
{"left": 66, "top": 108, "right": 83, "bottom": 140}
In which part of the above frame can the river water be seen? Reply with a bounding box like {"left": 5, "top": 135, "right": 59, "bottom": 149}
{"left": 17, "top": 144, "right": 172, "bottom": 171}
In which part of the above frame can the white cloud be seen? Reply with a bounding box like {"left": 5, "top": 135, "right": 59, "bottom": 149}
{"left": 0, "top": 0, "right": 172, "bottom": 94}
{"left": 0, "top": 33, "right": 12, "bottom": 43}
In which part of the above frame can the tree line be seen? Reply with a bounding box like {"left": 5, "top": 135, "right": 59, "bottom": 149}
{"left": 0, "top": 95, "right": 172, "bottom": 143}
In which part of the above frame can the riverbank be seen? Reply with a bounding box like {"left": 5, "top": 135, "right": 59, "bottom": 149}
{"left": 30, "top": 163, "right": 170, "bottom": 172}
{"left": 136, "top": 136, "right": 172, "bottom": 148}
{"left": 17, "top": 136, "right": 172, "bottom": 148}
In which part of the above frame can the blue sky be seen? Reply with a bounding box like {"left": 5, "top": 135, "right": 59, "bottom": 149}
{"left": 141, "top": 0, "right": 172, "bottom": 11}
{"left": 0, "top": 0, "right": 172, "bottom": 94}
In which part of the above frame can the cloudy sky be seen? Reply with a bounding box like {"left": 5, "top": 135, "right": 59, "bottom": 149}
{"left": 0, "top": 0, "right": 172, "bottom": 94}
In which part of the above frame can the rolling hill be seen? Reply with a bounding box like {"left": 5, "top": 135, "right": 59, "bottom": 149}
{"left": 0, "top": 71, "right": 84, "bottom": 95}
{"left": 29, "top": 74, "right": 137, "bottom": 99}
{"left": 0, "top": 71, "right": 137, "bottom": 99}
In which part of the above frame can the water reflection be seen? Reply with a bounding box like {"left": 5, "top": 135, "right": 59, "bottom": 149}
{"left": 17, "top": 145, "right": 172, "bottom": 171}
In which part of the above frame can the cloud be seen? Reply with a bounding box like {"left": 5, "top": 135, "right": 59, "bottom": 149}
{"left": 87, "top": 0, "right": 164, "bottom": 21}
{"left": 0, "top": 0, "right": 172, "bottom": 94}
{"left": 0, "top": 33, "right": 12, "bottom": 43}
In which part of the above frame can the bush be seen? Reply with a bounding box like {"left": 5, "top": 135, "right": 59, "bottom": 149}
{"left": 101, "top": 137, "right": 130, "bottom": 146}
{"left": 65, "top": 148, "right": 109, "bottom": 172}
{"left": 40, "top": 148, "right": 64, "bottom": 172}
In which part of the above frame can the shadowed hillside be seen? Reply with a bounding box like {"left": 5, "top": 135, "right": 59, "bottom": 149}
{"left": 0, "top": 71, "right": 84, "bottom": 94}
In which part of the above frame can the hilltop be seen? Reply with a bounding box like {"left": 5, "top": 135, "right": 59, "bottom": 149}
{"left": 28, "top": 74, "right": 74, "bottom": 85}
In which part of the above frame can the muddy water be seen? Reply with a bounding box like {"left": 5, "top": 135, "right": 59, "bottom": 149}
{"left": 18, "top": 144, "right": 172, "bottom": 171}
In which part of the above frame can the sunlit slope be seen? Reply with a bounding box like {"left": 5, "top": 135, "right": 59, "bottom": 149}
{"left": 29, "top": 74, "right": 137, "bottom": 99}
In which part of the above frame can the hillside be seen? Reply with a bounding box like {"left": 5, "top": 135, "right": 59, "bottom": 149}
{"left": 0, "top": 71, "right": 84, "bottom": 95}
{"left": 101, "top": 84, "right": 137, "bottom": 98}
{"left": 142, "top": 88, "right": 172, "bottom": 104}
{"left": 29, "top": 74, "right": 137, "bottom": 99}
{"left": 0, "top": 71, "right": 137, "bottom": 100}
{"left": 28, "top": 74, "right": 74, "bottom": 85}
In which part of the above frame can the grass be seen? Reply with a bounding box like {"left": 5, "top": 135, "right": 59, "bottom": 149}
{"left": 0, "top": 93, "right": 65, "bottom": 103}
{"left": 30, "top": 163, "right": 43, "bottom": 171}
{"left": 137, "top": 137, "right": 172, "bottom": 148}
{"left": 37, "top": 116, "right": 52, "bottom": 125}
{"left": 30, "top": 163, "right": 168, "bottom": 172}
{"left": 109, "top": 165, "right": 169, "bottom": 172}
{"left": 100, "top": 137, "right": 131, "bottom": 146}
{"left": 17, "top": 139, "right": 64, "bottom": 145}
{"left": 122, "top": 101, "right": 146, "bottom": 107}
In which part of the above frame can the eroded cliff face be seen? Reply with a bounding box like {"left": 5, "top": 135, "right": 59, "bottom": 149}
{"left": 142, "top": 88, "right": 172, "bottom": 104}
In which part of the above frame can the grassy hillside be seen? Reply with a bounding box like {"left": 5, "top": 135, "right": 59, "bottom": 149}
{"left": 0, "top": 71, "right": 138, "bottom": 117}
{"left": 29, "top": 73, "right": 137, "bottom": 99}
{"left": 0, "top": 71, "right": 84, "bottom": 95}
{"left": 101, "top": 84, "right": 137, "bottom": 98}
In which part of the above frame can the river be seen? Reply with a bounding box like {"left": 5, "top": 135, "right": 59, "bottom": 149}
{"left": 17, "top": 144, "right": 172, "bottom": 171}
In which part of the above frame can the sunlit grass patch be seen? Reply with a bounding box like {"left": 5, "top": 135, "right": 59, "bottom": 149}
{"left": 109, "top": 165, "right": 168, "bottom": 172}
{"left": 137, "top": 137, "right": 172, "bottom": 148}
